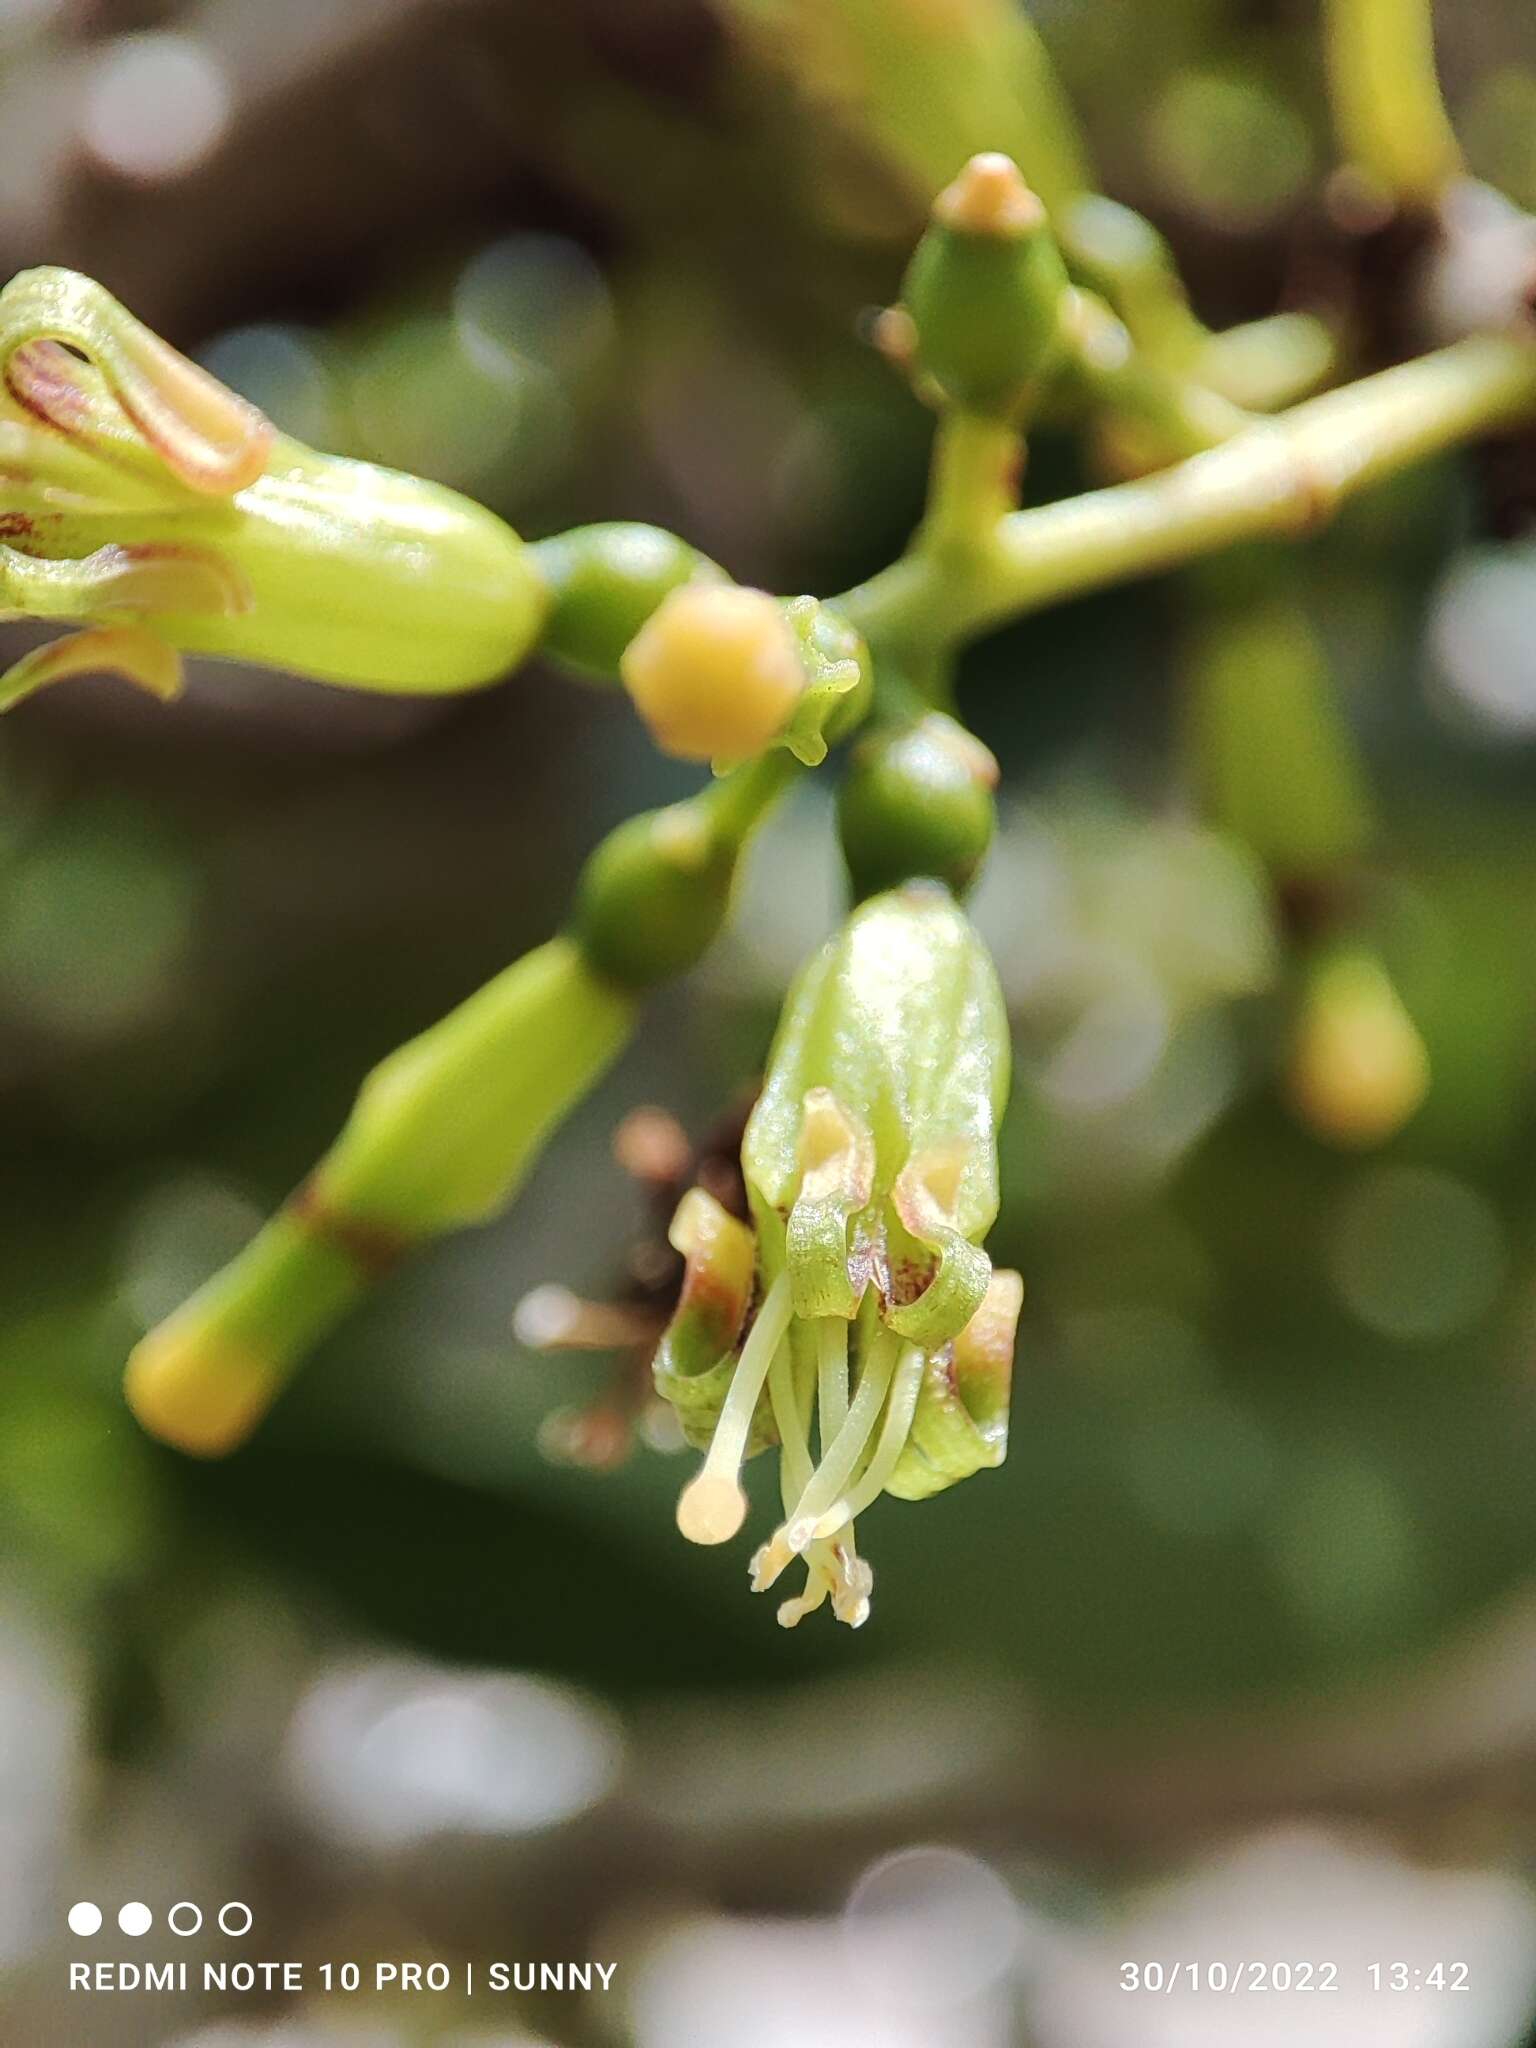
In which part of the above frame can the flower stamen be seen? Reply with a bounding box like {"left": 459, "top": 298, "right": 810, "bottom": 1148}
{"left": 676, "top": 1271, "right": 793, "bottom": 1545}
{"left": 780, "top": 1325, "right": 901, "bottom": 1555}
{"left": 804, "top": 1340, "right": 926, "bottom": 1538}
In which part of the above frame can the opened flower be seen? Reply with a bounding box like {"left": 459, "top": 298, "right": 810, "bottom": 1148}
{"left": 654, "top": 882, "right": 1022, "bottom": 1627}
{"left": 0, "top": 268, "right": 547, "bottom": 707}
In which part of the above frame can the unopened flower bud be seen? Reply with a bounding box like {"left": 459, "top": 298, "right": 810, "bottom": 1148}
{"left": 900, "top": 153, "right": 1069, "bottom": 418}
{"left": 534, "top": 521, "right": 724, "bottom": 682}
{"left": 126, "top": 939, "right": 634, "bottom": 1455}
{"left": 573, "top": 799, "right": 733, "bottom": 988}
{"left": 1288, "top": 947, "right": 1429, "bottom": 1147}
{"left": 838, "top": 713, "right": 998, "bottom": 899}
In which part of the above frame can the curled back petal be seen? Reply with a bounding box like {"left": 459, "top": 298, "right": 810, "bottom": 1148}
{"left": 0, "top": 268, "right": 273, "bottom": 495}
{"left": 0, "top": 539, "right": 251, "bottom": 625}
{"left": 0, "top": 623, "right": 182, "bottom": 711}
{"left": 886, "top": 1269, "right": 1022, "bottom": 1500}
{"left": 784, "top": 1088, "right": 874, "bottom": 1320}
{"left": 652, "top": 1188, "right": 774, "bottom": 1452}
{"left": 886, "top": 1137, "right": 994, "bottom": 1346}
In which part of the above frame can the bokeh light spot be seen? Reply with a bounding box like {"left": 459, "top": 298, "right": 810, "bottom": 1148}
{"left": 283, "top": 1659, "right": 622, "bottom": 1850}
{"left": 1148, "top": 70, "right": 1312, "bottom": 231}
{"left": 844, "top": 1846, "right": 1025, "bottom": 2011}
{"left": 1328, "top": 1165, "right": 1505, "bottom": 1342}
{"left": 1429, "top": 542, "right": 1536, "bottom": 739}
{"left": 80, "top": 33, "right": 231, "bottom": 183}
{"left": 198, "top": 326, "right": 337, "bottom": 449}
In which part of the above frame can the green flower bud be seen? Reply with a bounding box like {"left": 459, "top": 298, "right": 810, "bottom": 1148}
{"left": 126, "top": 938, "right": 634, "bottom": 1455}
{"left": 533, "top": 522, "right": 723, "bottom": 682}
{"left": 655, "top": 883, "right": 1017, "bottom": 1629}
{"left": 1058, "top": 193, "right": 1205, "bottom": 368}
{"left": 1288, "top": 945, "right": 1429, "bottom": 1149}
{"left": 838, "top": 713, "right": 998, "bottom": 899}
{"left": 572, "top": 751, "right": 799, "bottom": 989}
{"left": 0, "top": 268, "right": 547, "bottom": 705}
{"left": 573, "top": 805, "right": 734, "bottom": 989}
{"left": 900, "top": 153, "right": 1069, "bottom": 418}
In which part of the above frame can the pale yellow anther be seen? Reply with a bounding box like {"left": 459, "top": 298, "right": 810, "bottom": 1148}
{"left": 677, "top": 1472, "right": 748, "bottom": 1546}
{"left": 933, "top": 153, "right": 1044, "bottom": 239}
{"left": 620, "top": 584, "right": 805, "bottom": 763}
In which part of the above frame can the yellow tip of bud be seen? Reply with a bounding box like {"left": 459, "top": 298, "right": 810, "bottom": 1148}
{"left": 676, "top": 1471, "right": 748, "bottom": 1545}
{"left": 123, "top": 1316, "right": 278, "bottom": 1457}
{"left": 933, "top": 153, "right": 1044, "bottom": 238}
{"left": 620, "top": 585, "right": 804, "bottom": 763}
{"left": 1288, "top": 955, "right": 1430, "bottom": 1148}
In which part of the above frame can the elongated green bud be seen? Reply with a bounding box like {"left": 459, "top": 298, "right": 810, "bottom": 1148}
{"left": 1184, "top": 591, "right": 1373, "bottom": 881}
{"left": 0, "top": 268, "right": 547, "bottom": 704}
{"left": 1058, "top": 193, "right": 1206, "bottom": 368}
{"left": 838, "top": 713, "right": 998, "bottom": 899}
{"left": 126, "top": 940, "right": 634, "bottom": 1454}
{"left": 900, "top": 153, "right": 1069, "bottom": 418}
{"left": 533, "top": 522, "right": 723, "bottom": 682}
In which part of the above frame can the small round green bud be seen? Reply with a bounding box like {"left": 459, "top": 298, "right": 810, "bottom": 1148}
{"left": 900, "top": 153, "right": 1069, "bottom": 418}
{"left": 535, "top": 522, "right": 723, "bottom": 682}
{"left": 573, "top": 802, "right": 736, "bottom": 988}
{"left": 838, "top": 713, "right": 998, "bottom": 899}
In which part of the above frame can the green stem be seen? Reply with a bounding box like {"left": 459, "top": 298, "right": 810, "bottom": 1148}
{"left": 916, "top": 411, "right": 1022, "bottom": 560}
{"left": 1324, "top": 0, "right": 1462, "bottom": 204}
{"left": 894, "top": 410, "right": 1022, "bottom": 688}
{"left": 842, "top": 333, "right": 1536, "bottom": 655}
{"left": 701, "top": 747, "right": 803, "bottom": 846}
{"left": 125, "top": 749, "right": 800, "bottom": 1456}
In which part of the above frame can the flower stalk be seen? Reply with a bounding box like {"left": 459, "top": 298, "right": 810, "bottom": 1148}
{"left": 1323, "top": 0, "right": 1462, "bottom": 207}
{"left": 841, "top": 332, "right": 1536, "bottom": 656}
{"left": 127, "top": 749, "right": 798, "bottom": 1455}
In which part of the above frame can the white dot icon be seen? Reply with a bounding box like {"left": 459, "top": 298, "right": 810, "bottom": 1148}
{"left": 118, "top": 1903, "right": 153, "bottom": 1937}
{"left": 68, "top": 1903, "right": 102, "bottom": 1937}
